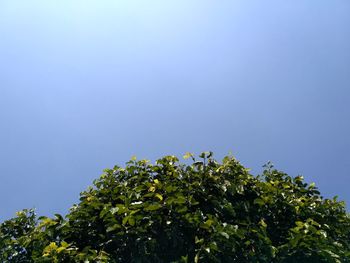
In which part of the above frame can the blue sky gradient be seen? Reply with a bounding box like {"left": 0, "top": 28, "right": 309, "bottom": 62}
{"left": 1, "top": 0, "right": 350, "bottom": 220}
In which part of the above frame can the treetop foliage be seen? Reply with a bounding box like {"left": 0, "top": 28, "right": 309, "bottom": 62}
{"left": 1, "top": 152, "right": 349, "bottom": 262}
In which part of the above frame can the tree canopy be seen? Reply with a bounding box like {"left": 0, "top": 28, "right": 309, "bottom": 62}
{"left": 1, "top": 152, "right": 349, "bottom": 262}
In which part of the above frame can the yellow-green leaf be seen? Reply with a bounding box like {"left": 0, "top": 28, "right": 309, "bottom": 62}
{"left": 155, "top": 193, "right": 163, "bottom": 201}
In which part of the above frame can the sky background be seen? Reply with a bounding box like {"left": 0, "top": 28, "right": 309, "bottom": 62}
{"left": 1, "top": 0, "right": 349, "bottom": 221}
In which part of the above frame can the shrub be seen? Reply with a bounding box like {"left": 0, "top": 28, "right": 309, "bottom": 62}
{"left": 1, "top": 152, "right": 349, "bottom": 262}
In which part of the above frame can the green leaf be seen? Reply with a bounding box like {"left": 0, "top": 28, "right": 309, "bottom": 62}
{"left": 155, "top": 193, "right": 163, "bottom": 201}
{"left": 176, "top": 206, "right": 188, "bottom": 213}
{"left": 144, "top": 203, "right": 162, "bottom": 211}
{"left": 128, "top": 217, "right": 135, "bottom": 226}
{"left": 106, "top": 224, "right": 121, "bottom": 232}
{"left": 110, "top": 207, "right": 119, "bottom": 214}
{"left": 254, "top": 198, "right": 265, "bottom": 206}
{"left": 183, "top": 152, "right": 193, "bottom": 160}
{"left": 220, "top": 232, "right": 229, "bottom": 239}
{"left": 122, "top": 216, "right": 129, "bottom": 225}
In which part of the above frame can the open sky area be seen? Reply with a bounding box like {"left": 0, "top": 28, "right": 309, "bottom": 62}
{"left": 1, "top": 0, "right": 349, "bottom": 220}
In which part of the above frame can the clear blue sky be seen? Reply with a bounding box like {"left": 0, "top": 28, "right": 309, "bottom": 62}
{"left": 1, "top": 0, "right": 349, "bottom": 220}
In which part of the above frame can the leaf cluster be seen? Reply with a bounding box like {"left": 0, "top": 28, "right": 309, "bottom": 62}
{"left": 1, "top": 152, "right": 349, "bottom": 262}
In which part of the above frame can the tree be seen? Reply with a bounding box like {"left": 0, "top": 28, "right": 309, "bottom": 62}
{"left": 1, "top": 152, "right": 349, "bottom": 262}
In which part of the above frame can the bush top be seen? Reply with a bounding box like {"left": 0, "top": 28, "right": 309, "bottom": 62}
{"left": 1, "top": 152, "right": 349, "bottom": 262}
